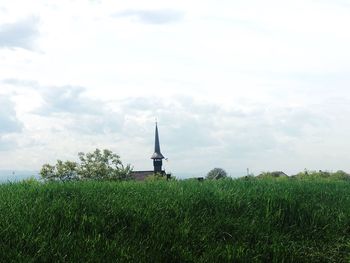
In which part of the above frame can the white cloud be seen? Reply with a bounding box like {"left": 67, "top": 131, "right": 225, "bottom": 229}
{"left": 0, "top": 95, "right": 23, "bottom": 134}
{"left": 0, "top": 95, "right": 23, "bottom": 154}
{"left": 0, "top": 16, "right": 39, "bottom": 50}
{"left": 113, "top": 9, "right": 185, "bottom": 25}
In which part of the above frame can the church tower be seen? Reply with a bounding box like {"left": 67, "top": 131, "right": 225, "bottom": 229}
{"left": 151, "top": 122, "right": 165, "bottom": 174}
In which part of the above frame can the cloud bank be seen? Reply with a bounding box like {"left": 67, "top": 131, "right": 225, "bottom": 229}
{"left": 0, "top": 16, "right": 39, "bottom": 50}
{"left": 1, "top": 79, "right": 339, "bottom": 176}
{"left": 0, "top": 95, "right": 22, "bottom": 152}
{"left": 0, "top": 95, "right": 23, "bottom": 134}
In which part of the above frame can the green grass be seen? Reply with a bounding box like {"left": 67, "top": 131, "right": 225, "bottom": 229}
{"left": 1, "top": 179, "right": 350, "bottom": 262}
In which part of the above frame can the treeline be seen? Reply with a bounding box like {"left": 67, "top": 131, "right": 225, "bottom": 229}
{"left": 39, "top": 148, "right": 350, "bottom": 182}
{"left": 254, "top": 170, "right": 350, "bottom": 181}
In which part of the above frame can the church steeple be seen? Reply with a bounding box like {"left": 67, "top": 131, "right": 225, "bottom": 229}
{"left": 151, "top": 122, "right": 165, "bottom": 173}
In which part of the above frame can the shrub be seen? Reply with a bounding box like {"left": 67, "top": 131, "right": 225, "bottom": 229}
{"left": 257, "top": 171, "right": 288, "bottom": 179}
{"left": 206, "top": 168, "right": 227, "bottom": 180}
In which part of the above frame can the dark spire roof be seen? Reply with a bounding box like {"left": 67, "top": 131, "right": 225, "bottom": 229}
{"left": 151, "top": 122, "right": 165, "bottom": 159}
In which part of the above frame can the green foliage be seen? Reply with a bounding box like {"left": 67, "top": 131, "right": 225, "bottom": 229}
{"left": 333, "top": 170, "right": 350, "bottom": 180}
{"left": 254, "top": 170, "right": 350, "bottom": 182}
{"left": 40, "top": 149, "right": 132, "bottom": 182}
{"left": 206, "top": 167, "right": 227, "bottom": 180}
{"left": 257, "top": 171, "right": 289, "bottom": 179}
{"left": 40, "top": 160, "right": 78, "bottom": 181}
{"left": 21, "top": 176, "right": 40, "bottom": 185}
{"left": 145, "top": 172, "right": 167, "bottom": 181}
{"left": 1, "top": 179, "right": 350, "bottom": 262}
{"left": 78, "top": 149, "right": 132, "bottom": 181}
{"left": 293, "top": 169, "right": 350, "bottom": 181}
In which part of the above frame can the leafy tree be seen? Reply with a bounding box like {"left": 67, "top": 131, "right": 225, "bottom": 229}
{"left": 206, "top": 168, "right": 227, "bottom": 180}
{"left": 78, "top": 149, "right": 132, "bottom": 181}
{"left": 40, "top": 149, "right": 132, "bottom": 181}
{"left": 40, "top": 164, "right": 55, "bottom": 181}
{"left": 40, "top": 160, "right": 78, "bottom": 181}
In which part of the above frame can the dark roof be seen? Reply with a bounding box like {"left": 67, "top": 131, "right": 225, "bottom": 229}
{"left": 151, "top": 122, "right": 164, "bottom": 159}
{"left": 130, "top": 171, "right": 154, "bottom": 181}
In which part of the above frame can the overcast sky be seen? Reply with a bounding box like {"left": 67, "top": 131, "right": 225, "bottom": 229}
{"left": 1, "top": 0, "right": 350, "bottom": 177}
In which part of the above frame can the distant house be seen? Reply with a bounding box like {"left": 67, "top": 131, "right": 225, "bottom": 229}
{"left": 130, "top": 122, "right": 169, "bottom": 181}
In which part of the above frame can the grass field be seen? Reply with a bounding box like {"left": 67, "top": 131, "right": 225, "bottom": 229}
{"left": 1, "top": 178, "right": 350, "bottom": 262}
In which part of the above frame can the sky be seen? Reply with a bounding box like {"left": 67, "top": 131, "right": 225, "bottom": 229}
{"left": 1, "top": 0, "right": 350, "bottom": 177}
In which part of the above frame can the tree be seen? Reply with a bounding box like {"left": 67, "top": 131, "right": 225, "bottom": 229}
{"left": 40, "top": 160, "right": 78, "bottom": 181}
{"left": 206, "top": 168, "right": 227, "bottom": 180}
{"left": 78, "top": 149, "right": 132, "bottom": 181}
{"left": 40, "top": 164, "right": 55, "bottom": 181}
{"left": 40, "top": 149, "right": 133, "bottom": 182}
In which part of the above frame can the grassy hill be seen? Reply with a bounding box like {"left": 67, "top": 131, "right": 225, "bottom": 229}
{"left": 1, "top": 178, "right": 350, "bottom": 262}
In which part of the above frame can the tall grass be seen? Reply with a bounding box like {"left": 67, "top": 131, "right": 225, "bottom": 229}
{"left": 1, "top": 179, "right": 350, "bottom": 262}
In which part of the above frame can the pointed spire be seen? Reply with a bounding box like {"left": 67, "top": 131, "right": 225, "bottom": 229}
{"left": 154, "top": 122, "right": 160, "bottom": 153}
{"left": 151, "top": 121, "right": 165, "bottom": 159}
